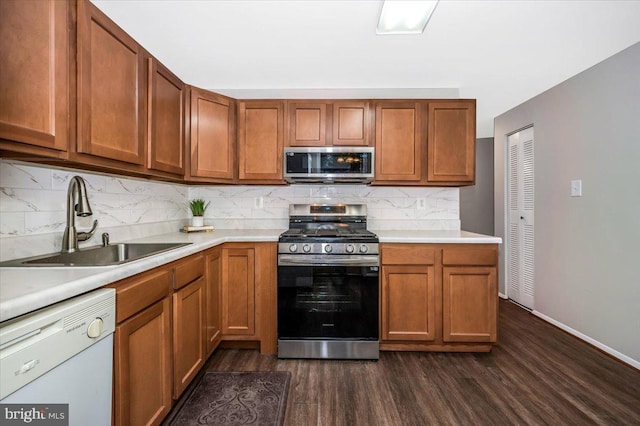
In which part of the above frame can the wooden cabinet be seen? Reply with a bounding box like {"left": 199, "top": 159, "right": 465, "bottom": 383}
{"left": 0, "top": 0, "right": 70, "bottom": 157}
{"left": 110, "top": 268, "right": 173, "bottom": 426}
{"left": 115, "top": 298, "right": 172, "bottom": 426}
{"left": 332, "top": 101, "right": 371, "bottom": 146}
{"left": 204, "top": 246, "right": 222, "bottom": 357}
{"left": 374, "top": 101, "right": 423, "bottom": 183}
{"left": 75, "top": 0, "right": 146, "bottom": 170}
{"left": 427, "top": 101, "right": 476, "bottom": 184}
{"left": 237, "top": 101, "right": 285, "bottom": 183}
{"left": 188, "top": 87, "right": 236, "bottom": 182}
{"left": 442, "top": 246, "right": 497, "bottom": 343}
{"left": 172, "top": 277, "right": 205, "bottom": 398}
{"left": 219, "top": 242, "right": 277, "bottom": 355}
{"left": 380, "top": 243, "right": 498, "bottom": 352}
{"left": 147, "top": 58, "right": 185, "bottom": 177}
{"left": 287, "top": 102, "right": 329, "bottom": 146}
{"left": 221, "top": 246, "right": 256, "bottom": 336}
{"left": 381, "top": 245, "right": 437, "bottom": 342}
{"left": 286, "top": 100, "right": 371, "bottom": 147}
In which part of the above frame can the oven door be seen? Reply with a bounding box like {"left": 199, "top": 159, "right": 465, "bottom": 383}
{"left": 277, "top": 258, "right": 379, "bottom": 341}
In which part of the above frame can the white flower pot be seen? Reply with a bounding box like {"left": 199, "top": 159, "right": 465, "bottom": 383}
{"left": 191, "top": 216, "right": 204, "bottom": 227}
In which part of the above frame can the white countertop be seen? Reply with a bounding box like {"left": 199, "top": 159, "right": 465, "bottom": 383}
{"left": 374, "top": 229, "right": 502, "bottom": 244}
{"left": 0, "top": 229, "right": 284, "bottom": 323}
{"left": 0, "top": 228, "right": 500, "bottom": 323}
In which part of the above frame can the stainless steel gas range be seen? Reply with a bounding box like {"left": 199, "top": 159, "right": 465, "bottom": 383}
{"left": 277, "top": 204, "right": 379, "bottom": 360}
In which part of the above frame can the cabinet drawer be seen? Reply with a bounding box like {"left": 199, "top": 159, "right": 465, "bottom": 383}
{"left": 112, "top": 268, "right": 172, "bottom": 323}
{"left": 442, "top": 247, "right": 497, "bottom": 266}
{"left": 381, "top": 244, "right": 435, "bottom": 265}
{"left": 174, "top": 254, "right": 205, "bottom": 289}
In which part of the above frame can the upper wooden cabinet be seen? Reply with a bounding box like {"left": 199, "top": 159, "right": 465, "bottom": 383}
{"left": 188, "top": 87, "right": 236, "bottom": 182}
{"left": 427, "top": 101, "right": 476, "bottom": 184}
{"left": 237, "top": 101, "right": 285, "bottom": 183}
{"left": 374, "top": 101, "right": 423, "bottom": 184}
{"left": 0, "top": 0, "right": 70, "bottom": 157}
{"left": 147, "top": 58, "right": 185, "bottom": 177}
{"left": 332, "top": 101, "right": 371, "bottom": 146}
{"left": 287, "top": 102, "right": 329, "bottom": 146}
{"left": 286, "top": 100, "right": 372, "bottom": 147}
{"left": 373, "top": 99, "right": 476, "bottom": 186}
{"left": 75, "top": 0, "right": 146, "bottom": 169}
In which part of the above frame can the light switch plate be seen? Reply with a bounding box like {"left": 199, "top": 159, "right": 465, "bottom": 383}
{"left": 417, "top": 198, "right": 427, "bottom": 210}
{"left": 254, "top": 197, "right": 264, "bottom": 208}
{"left": 571, "top": 180, "right": 582, "bottom": 197}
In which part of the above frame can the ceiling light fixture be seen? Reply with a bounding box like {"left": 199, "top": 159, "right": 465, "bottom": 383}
{"left": 376, "top": 0, "right": 440, "bottom": 35}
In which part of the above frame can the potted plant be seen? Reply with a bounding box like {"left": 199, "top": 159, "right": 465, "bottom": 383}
{"left": 189, "top": 198, "right": 210, "bottom": 227}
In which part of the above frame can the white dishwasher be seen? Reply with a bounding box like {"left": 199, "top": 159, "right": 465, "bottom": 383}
{"left": 0, "top": 288, "right": 115, "bottom": 425}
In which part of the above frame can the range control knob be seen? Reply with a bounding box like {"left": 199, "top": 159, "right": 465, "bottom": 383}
{"left": 345, "top": 244, "right": 355, "bottom": 254}
{"left": 324, "top": 244, "right": 333, "bottom": 253}
{"left": 303, "top": 244, "right": 312, "bottom": 253}
{"left": 359, "top": 244, "right": 369, "bottom": 254}
{"left": 87, "top": 318, "right": 104, "bottom": 338}
{"left": 289, "top": 244, "right": 298, "bottom": 253}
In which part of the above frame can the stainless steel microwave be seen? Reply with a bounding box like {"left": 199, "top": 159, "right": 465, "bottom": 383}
{"left": 283, "top": 147, "right": 374, "bottom": 184}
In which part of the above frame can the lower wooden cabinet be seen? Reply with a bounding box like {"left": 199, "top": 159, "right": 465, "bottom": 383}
{"left": 172, "top": 277, "right": 205, "bottom": 398}
{"left": 205, "top": 246, "right": 222, "bottom": 357}
{"left": 380, "top": 243, "right": 498, "bottom": 352}
{"left": 221, "top": 245, "right": 256, "bottom": 336}
{"left": 443, "top": 266, "right": 497, "bottom": 342}
{"left": 381, "top": 265, "right": 436, "bottom": 342}
{"left": 114, "top": 297, "right": 172, "bottom": 426}
{"left": 220, "top": 242, "right": 277, "bottom": 355}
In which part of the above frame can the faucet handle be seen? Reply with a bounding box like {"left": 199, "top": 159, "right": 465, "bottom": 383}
{"left": 101, "top": 232, "right": 110, "bottom": 247}
{"left": 78, "top": 220, "right": 98, "bottom": 242}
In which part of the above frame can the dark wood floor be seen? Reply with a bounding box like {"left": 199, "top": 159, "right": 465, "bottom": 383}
{"left": 168, "top": 300, "right": 640, "bottom": 425}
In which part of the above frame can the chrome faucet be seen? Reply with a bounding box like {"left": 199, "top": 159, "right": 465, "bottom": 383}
{"left": 61, "top": 176, "right": 98, "bottom": 252}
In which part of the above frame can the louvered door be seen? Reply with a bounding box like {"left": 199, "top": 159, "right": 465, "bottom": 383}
{"left": 507, "top": 127, "right": 535, "bottom": 308}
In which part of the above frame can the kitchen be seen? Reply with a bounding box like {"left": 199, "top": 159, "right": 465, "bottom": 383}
{"left": 1, "top": 1, "right": 640, "bottom": 425}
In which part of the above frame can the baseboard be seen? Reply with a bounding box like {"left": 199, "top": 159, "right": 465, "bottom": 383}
{"left": 498, "top": 292, "right": 508, "bottom": 299}
{"left": 532, "top": 310, "right": 640, "bottom": 370}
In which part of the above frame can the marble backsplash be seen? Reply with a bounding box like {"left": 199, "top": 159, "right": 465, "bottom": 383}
{"left": 188, "top": 185, "right": 460, "bottom": 231}
{"left": 0, "top": 160, "right": 459, "bottom": 261}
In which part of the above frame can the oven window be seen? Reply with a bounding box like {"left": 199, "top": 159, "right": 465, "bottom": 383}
{"left": 277, "top": 265, "right": 379, "bottom": 340}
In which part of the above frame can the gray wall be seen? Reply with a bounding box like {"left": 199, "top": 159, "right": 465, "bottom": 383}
{"left": 494, "top": 42, "right": 640, "bottom": 365}
{"left": 460, "top": 138, "right": 494, "bottom": 235}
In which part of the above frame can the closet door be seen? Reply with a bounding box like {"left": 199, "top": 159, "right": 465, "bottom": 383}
{"left": 507, "top": 127, "right": 535, "bottom": 308}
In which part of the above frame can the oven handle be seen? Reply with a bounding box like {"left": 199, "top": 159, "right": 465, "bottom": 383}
{"left": 278, "top": 254, "right": 379, "bottom": 267}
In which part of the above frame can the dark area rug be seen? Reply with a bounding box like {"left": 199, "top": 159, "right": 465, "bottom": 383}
{"left": 170, "top": 372, "right": 291, "bottom": 426}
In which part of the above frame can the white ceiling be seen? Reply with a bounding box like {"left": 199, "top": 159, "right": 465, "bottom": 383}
{"left": 92, "top": 0, "right": 640, "bottom": 138}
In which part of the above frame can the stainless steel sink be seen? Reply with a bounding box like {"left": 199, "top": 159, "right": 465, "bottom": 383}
{"left": 0, "top": 242, "right": 192, "bottom": 267}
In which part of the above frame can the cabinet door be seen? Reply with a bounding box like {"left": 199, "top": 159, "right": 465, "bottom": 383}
{"left": 148, "top": 58, "right": 185, "bottom": 176}
{"left": 427, "top": 101, "right": 475, "bottom": 184}
{"left": 77, "top": 0, "right": 145, "bottom": 165}
{"left": 173, "top": 277, "right": 205, "bottom": 398}
{"left": 114, "top": 297, "right": 172, "bottom": 426}
{"left": 287, "top": 102, "right": 328, "bottom": 146}
{"left": 0, "top": 0, "right": 69, "bottom": 154}
{"left": 374, "top": 102, "right": 423, "bottom": 183}
{"left": 189, "top": 88, "right": 235, "bottom": 181}
{"left": 381, "top": 265, "right": 436, "bottom": 341}
{"left": 238, "top": 101, "right": 284, "bottom": 182}
{"left": 332, "top": 101, "right": 371, "bottom": 146}
{"left": 205, "top": 247, "right": 222, "bottom": 357}
{"left": 442, "top": 266, "right": 497, "bottom": 342}
{"left": 221, "top": 247, "right": 256, "bottom": 336}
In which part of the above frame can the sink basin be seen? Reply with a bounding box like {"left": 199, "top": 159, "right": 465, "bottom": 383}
{"left": 0, "top": 243, "right": 192, "bottom": 267}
